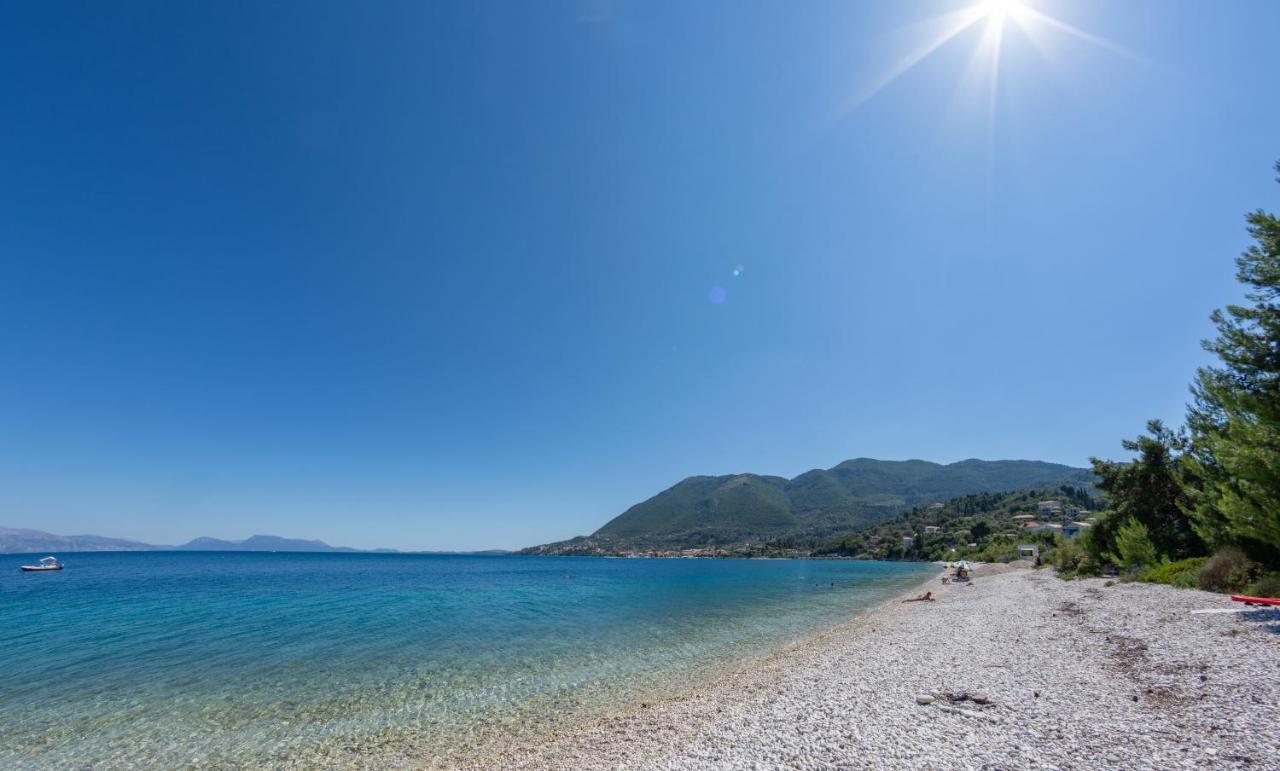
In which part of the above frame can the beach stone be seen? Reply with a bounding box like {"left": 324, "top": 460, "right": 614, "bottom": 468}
{"left": 915, "top": 694, "right": 935, "bottom": 705}
{"left": 972, "top": 690, "right": 989, "bottom": 704}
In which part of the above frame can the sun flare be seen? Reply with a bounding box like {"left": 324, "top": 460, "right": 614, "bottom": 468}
{"left": 981, "top": 0, "right": 1026, "bottom": 20}
{"left": 838, "top": 0, "right": 1143, "bottom": 120}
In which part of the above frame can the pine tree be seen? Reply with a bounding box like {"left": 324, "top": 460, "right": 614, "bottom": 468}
{"left": 1090, "top": 421, "right": 1203, "bottom": 561}
{"left": 1186, "top": 160, "right": 1280, "bottom": 565}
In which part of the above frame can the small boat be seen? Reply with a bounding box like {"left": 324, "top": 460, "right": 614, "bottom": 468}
{"left": 20, "top": 556, "right": 64, "bottom": 572}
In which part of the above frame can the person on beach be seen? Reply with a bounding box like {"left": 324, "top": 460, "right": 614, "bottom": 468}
{"left": 902, "top": 591, "right": 935, "bottom": 603}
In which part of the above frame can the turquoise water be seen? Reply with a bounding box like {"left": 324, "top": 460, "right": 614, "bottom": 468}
{"left": 1, "top": 553, "right": 934, "bottom": 768}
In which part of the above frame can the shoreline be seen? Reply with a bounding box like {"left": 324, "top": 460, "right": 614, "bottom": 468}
{"left": 275, "top": 561, "right": 940, "bottom": 770}
{"left": 445, "top": 567, "right": 947, "bottom": 769}
{"left": 478, "top": 568, "right": 1279, "bottom": 770}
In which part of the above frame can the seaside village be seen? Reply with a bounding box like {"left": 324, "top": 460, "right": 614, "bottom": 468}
{"left": 898, "top": 499, "right": 1094, "bottom": 557}
{"left": 595, "top": 497, "right": 1095, "bottom": 561}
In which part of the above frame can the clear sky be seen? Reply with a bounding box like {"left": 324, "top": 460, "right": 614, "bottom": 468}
{"left": 2, "top": 1, "right": 1278, "bottom": 550}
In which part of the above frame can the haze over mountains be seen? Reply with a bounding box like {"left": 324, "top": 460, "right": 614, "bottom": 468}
{"left": 526, "top": 458, "right": 1096, "bottom": 553}
{"left": 0, "top": 528, "right": 386, "bottom": 554}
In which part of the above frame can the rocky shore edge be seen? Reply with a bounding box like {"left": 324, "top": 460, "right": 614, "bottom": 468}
{"left": 482, "top": 567, "right": 1280, "bottom": 770}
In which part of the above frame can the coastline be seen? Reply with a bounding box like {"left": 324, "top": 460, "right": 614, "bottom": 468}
{"left": 477, "top": 567, "right": 1279, "bottom": 770}
{"left": 282, "top": 562, "right": 943, "bottom": 771}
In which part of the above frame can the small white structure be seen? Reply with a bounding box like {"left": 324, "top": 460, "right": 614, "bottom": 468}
{"left": 901, "top": 536, "right": 915, "bottom": 548}
{"left": 1017, "top": 544, "right": 1040, "bottom": 560}
{"left": 924, "top": 526, "right": 941, "bottom": 535}
{"left": 1037, "top": 500, "right": 1063, "bottom": 515}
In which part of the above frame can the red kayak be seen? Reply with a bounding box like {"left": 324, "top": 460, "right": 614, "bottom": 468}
{"left": 1231, "top": 594, "right": 1280, "bottom": 607}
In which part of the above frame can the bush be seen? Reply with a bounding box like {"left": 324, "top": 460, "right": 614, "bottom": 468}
{"left": 1197, "top": 548, "right": 1261, "bottom": 593}
{"left": 1113, "top": 518, "right": 1160, "bottom": 572}
{"left": 974, "top": 541, "right": 1016, "bottom": 563}
{"left": 1140, "top": 557, "right": 1209, "bottom": 587}
{"left": 1245, "top": 573, "right": 1280, "bottom": 598}
{"left": 1048, "top": 538, "right": 1102, "bottom": 577}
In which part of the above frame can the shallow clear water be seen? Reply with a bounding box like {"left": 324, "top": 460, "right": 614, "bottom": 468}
{"left": 0, "top": 552, "right": 934, "bottom": 768}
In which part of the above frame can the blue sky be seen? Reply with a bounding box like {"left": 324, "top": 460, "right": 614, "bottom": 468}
{"left": 2, "top": 1, "right": 1277, "bottom": 550}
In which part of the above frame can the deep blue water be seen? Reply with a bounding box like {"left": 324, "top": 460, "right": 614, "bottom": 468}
{"left": 0, "top": 552, "right": 934, "bottom": 767}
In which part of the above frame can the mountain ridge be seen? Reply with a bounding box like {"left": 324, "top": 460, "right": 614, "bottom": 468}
{"left": 526, "top": 457, "right": 1095, "bottom": 553}
{"left": 0, "top": 527, "right": 387, "bottom": 554}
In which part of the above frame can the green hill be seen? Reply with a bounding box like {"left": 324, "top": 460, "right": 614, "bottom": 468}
{"left": 525, "top": 458, "right": 1095, "bottom": 554}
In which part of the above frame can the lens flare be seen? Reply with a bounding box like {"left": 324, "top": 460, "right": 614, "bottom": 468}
{"left": 836, "top": 1, "right": 1145, "bottom": 119}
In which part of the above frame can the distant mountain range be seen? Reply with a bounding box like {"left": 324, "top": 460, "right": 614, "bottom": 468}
{"left": 0, "top": 528, "right": 392, "bottom": 554}
{"left": 524, "top": 458, "right": 1096, "bottom": 554}
{"left": 176, "top": 535, "right": 370, "bottom": 552}
{"left": 0, "top": 527, "right": 158, "bottom": 554}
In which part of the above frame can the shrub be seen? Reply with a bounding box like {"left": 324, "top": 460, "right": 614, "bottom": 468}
{"left": 1113, "top": 518, "right": 1159, "bottom": 572}
{"left": 1047, "top": 538, "right": 1082, "bottom": 566}
{"left": 1197, "top": 548, "right": 1261, "bottom": 593}
{"left": 974, "top": 541, "right": 1016, "bottom": 564}
{"left": 1141, "top": 557, "right": 1209, "bottom": 586}
{"left": 1049, "top": 538, "right": 1103, "bottom": 577}
{"left": 1245, "top": 573, "right": 1280, "bottom": 599}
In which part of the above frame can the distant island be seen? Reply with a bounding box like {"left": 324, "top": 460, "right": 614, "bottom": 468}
{"left": 523, "top": 457, "right": 1095, "bottom": 556}
{"left": 0, "top": 528, "right": 411, "bottom": 554}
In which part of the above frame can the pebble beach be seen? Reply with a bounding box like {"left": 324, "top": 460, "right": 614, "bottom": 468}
{"left": 488, "top": 567, "right": 1280, "bottom": 770}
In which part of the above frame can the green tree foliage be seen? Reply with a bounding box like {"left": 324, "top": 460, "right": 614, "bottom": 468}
{"left": 1186, "top": 163, "right": 1280, "bottom": 565}
{"left": 1088, "top": 421, "right": 1204, "bottom": 563}
{"left": 1112, "top": 518, "right": 1160, "bottom": 571}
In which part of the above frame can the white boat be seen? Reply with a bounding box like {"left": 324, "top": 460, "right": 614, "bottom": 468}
{"left": 20, "top": 556, "right": 63, "bottom": 572}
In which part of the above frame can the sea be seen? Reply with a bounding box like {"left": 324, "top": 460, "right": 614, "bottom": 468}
{"left": 0, "top": 552, "right": 935, "bottom": 768}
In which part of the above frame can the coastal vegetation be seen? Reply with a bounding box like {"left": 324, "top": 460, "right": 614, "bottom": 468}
{"left": 1061, "top": 161, "right": 1280, "bottom": 596}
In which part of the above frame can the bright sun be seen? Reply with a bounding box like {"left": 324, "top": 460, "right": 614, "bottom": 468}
{"left": 839, "top": 0, "right": 1142, "bottom": 119}
{"left": 981, "top": 0, "right": 1026, "bottom": 19}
